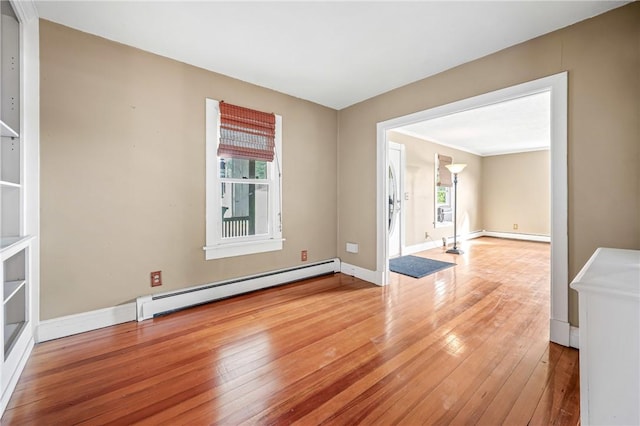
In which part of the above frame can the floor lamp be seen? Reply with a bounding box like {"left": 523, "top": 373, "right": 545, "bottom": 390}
{"left": 445, "top": 163, "right": 467, "bottom": 255}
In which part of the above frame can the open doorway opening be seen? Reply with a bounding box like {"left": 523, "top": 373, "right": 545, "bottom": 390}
{"left": 376, "top": 72, "right": 570, "bottom": 346}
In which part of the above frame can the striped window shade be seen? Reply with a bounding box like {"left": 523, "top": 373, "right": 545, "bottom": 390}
{"left": 437, "top": 154, "right": 453, "bottom": 187}
{"left": 218, "top": 102, "right": 276, "bottom": 161}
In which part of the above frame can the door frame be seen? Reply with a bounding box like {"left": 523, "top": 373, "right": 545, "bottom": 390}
{"left": 388, "top": 141, "right": 406, "bottom": 257}
{"left": 375, "top": 72, "right": 570, "bottom": 346}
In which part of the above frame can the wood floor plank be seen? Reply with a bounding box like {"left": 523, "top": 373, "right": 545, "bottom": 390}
{"left": 527, "top": 346, "right": 581, "bottom": 426}
{"left": 1, "top": 237, "right": 580, "bottom": 425}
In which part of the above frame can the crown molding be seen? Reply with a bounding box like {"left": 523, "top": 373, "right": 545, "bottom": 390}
{"left": 10, "top": 0, "right": 38, "bottom": 22}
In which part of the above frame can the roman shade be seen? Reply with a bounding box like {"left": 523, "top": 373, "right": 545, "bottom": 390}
{"left": 437, "top": 154, "right": 453, "bottom": 187}
{"left": 217, "top": 102, "right": 276, "bottom": 161}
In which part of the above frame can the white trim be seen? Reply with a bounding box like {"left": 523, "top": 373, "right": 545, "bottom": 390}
{"left": 377, "top": 73, "right": 569, "bottom": 345}
{"left": 569, "top": 325, "right": 579, "bottom": 349}
{"left": 9, "top": 0, "right": 38, "bottom": 22}
{"left": 203, "top": 238, "right": 285, "bottom": 260}
{"left": 482, "top": 231, "right": 550, "bottom": 243}
{"left": 340, "top": 261, "right": 381, "bottom": 286}
{"left": 402, "top": 231, "right": 484, "bottom": 255}
{"left": 0, "top": 335, "right": 33, "bottom": 415}
{"left": 137, "top": 259, "right": 340, "bottom": 321}
{"left": 402, "top": 240, "right": 444, "bottom": 256}
{"left": 550, "top": 318, "right": 571, "bottom": 347}
{"left": 548, "top": 73, "right": 569, "bottom": 345}
{"left": 394, "top": 128, "right": 551, "bottom": 158}
{"left": 36, "top": 303, "right": 137, "bottom": 342}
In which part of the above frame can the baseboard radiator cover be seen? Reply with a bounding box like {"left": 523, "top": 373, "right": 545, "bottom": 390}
{"left": 137, "top": 258, "right": 340, "bottom": 321}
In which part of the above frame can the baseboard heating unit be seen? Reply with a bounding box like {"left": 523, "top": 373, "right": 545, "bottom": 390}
{"left": 136, "top": 258, "right": 340, "bottom": 321}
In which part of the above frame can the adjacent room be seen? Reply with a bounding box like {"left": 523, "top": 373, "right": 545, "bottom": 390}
{"left": 0, "top": 0, "right": 638, "bottom": 424}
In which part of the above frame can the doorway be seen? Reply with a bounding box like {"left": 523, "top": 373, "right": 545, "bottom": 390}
{"left": 376, "top": 72, "right": 570, "bottom": 346}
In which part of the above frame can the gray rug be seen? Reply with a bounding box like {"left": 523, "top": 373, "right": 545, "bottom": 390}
{"left": 389, "top": 255, "right": 455, "bottom": 278}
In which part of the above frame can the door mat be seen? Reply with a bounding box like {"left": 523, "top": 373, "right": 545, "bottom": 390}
{"left": 389, "top": 255, "right": 455, "bottom": 278}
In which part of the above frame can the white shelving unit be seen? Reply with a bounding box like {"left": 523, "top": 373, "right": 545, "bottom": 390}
{"left": 0, "top": 0, "right": 34, "bottom": 414}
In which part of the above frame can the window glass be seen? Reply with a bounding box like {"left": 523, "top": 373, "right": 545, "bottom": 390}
{"left": 221, "top": 183, "right": 269, "bottom": 238}
{"left": 219, "top": 157, "right": 268, "bottom": 179}
{"left": 437, "top": 186, "right": 450, "bottom": 205}
{"left": 435, "top": 154, "right": 453, "bottom": 227}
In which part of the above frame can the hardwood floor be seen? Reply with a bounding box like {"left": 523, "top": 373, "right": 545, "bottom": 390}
{"left": 2, "top": 237, "right": 579, "bottom": 425}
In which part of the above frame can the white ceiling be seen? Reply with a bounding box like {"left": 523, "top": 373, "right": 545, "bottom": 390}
{"left": 395, "top": 91, "right": 551, "bottom": 156}
{"left": 34, "top": 1, "right": 628, "bottom": 110}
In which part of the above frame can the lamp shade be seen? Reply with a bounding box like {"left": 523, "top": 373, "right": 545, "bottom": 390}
{"left": 445, "top": 163, "right": 467, "bottom": 174}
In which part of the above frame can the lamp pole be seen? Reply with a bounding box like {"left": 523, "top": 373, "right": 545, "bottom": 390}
{"left": 445, "top": 163, "right": 466, "bottom": 255}
{"left": 446, "top": 173, "right": 462, "bottom": 254}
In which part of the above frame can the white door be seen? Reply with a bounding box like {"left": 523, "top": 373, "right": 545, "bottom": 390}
{"left": 388, "top": 142, "right": 404, "bottom": 258}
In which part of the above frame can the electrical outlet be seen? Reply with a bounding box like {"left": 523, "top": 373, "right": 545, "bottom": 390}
{"left": 425, "top": 231, "right": 429, "bottom": 239}
{"left": 150, "top": 271, "right": 162, "bottom": 287}
{"left": 513, "top": 223, "right": 519, "bottom": 230}
{"left": 301, "top": 250, "right": 308, "bottom": 261}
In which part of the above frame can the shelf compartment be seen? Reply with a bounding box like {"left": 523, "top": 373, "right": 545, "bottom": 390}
{"left": 3, "top": 279, "right": 24, "bottom": 304}
{"left": 3, "top": 247, "right": 26, "bottom": 356}
{"left": 0, "top": 121, "right": 18, "bottom": 138}
{"left": 1, "top": 185, "right": 20, "bottom": 239}
{"left": 1, "top": 135, "right": 20, "bottom": 184}
{"left": 0, "top": 235, "right": 30, "bottom": 256}
{"left": 1, "top": 13, "right": 20, "bottom": 134}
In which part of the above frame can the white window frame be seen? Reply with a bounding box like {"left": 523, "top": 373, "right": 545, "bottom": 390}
{"left": 204, "top": 99, "right": 283, "bottom": 260}
{"left": 434, "top": 153, "right": 453, "bottom": 228}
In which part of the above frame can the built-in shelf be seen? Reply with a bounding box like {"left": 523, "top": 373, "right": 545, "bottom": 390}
{"left": 0, "top": 0, "right": 33, "bottom": 415}
{"left": 3, "top": 279, "right": 24, "bottom": 304}
{"left": 0, "top": 236, "right": 30, "bottom": 256}
{"left": 0, "top": 121, "right": 17, "bottom": 138}
{"left": 0, "top": 180, "right": 19, "bottom": 188}
{"left": 3, "top": 322, "right": 24, "bottom": 353}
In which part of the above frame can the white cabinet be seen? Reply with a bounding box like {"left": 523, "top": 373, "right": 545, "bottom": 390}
{"left": 0, "top": 0, "right": 33, "bottom": 414}
{"left": 570, "top": 248, "right": 640, "bottom": 426}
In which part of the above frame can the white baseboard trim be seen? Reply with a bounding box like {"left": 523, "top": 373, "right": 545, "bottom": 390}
{"left": 570, "top": 325, "right": 579, "bottom": 349}
{"left": 402, "top": 230, "right": 485, "bottom": 256}
{"left": 37, "top": 303, "right": 137, "bottom": 342}
{"left": 138, "top": 259, "right": 341, "bottom": 321}
{"left": 550, "top": 318, "right": 571, "bottom": 347}
{"left": 340, "top": 262, "right": 381, "bottom": 286}
{"left": 483, "top": 231, "right": 550, "bottom": 243}
{"left": 402, "top": 240, "right": 442, "bottom": 256}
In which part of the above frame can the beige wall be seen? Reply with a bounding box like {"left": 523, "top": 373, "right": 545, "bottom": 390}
{"left": 40, "top": 3, "right": 640, "bottom": 326}
{"left": 337, "top": 3, "right": 640, "bottom": 325}
{"left": 40, "top": 20, "right": 338, "bottom": 319}
{"left": 482, "top": 150, "right": 550, "bottom": 236}
{"left": 389, "top": 131, "right": 483, "bottom": 247}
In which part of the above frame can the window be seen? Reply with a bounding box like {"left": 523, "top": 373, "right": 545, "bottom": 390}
{"left": 204, "top": 99, "right": 283, "bottom": 260}
{"left": 435, "top": 154, "right": 453, "bottom": 226}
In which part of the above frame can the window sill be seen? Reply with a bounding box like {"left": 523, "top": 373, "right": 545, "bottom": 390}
{"left": 435, "top": 221, "right": 453, "bottom": 228}
{"left": 204, "top": 238, "right": 285, "bottom": 260}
